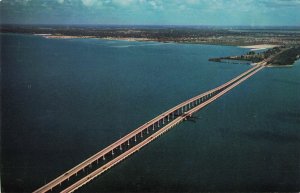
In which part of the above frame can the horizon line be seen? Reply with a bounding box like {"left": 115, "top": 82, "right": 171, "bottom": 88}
{"left": 1, "top": 23, "right": 300, "bottom": 28}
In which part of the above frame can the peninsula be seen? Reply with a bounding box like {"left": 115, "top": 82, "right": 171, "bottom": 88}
{"left": 209, "top": 45, "right": 300, "bottom": 66}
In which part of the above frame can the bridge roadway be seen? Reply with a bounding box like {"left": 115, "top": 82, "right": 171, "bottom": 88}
{"left": 34, "top": 62, "right": 265, "bottom": 193}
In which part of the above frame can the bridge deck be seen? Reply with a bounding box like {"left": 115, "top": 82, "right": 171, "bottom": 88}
{"left": 34, "top": 62, "right": 265, "bottom": 193}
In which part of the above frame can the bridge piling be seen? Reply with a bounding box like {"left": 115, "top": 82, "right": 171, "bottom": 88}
{"left": 34, "top": 64, "right": 265, "bottom": 193}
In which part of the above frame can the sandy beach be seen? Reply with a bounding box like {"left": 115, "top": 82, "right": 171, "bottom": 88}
{"left": 240, "top": 44, "right": 280, "bottom": 51}
{"left": 101, "top": 37, "right": 152, "bottom": 42}
{"left": 43, "top": 35, "right": 96, "bottom": 39}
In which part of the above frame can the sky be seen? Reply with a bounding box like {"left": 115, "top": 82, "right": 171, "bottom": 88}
{"left": 0, "top": 0, "right": 299, "bottom": 26}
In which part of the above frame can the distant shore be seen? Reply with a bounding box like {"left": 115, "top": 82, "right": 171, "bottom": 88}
{"left": 39, "top": 35, "right": 280, "bottom": 48}
{"left": 40, "top": 34, "right": 166, "bottom": 43}
{"left": 3, "top": 25, "right": 300, "bottom": 47}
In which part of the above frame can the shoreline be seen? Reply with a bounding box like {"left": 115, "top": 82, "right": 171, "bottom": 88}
{"left": 267, "top": 64, "right": 294, "bottom": 68}
{"left": 39, "top": 34, "right": 296, "bottom": 67}
{"left": 42, "top": 35, "right": 97, "bottom": 39}
{"left": 239, "top": 44, "right": 280, "bottom": 51}
{"left": 38, "top": 34, "right": 282, "bottom": 48}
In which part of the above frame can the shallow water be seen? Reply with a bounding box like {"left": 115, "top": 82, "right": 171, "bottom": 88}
{"left": 1, "top": 33, "right": 299, "bottom": 192}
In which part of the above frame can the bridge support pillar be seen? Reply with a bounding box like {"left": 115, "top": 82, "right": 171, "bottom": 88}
{"left": 128, "top": 141, "right": 130, "bottom": 146}
{"left": 120, "top": 145, "right": 122, "bottom": 151}
{"left": 168, "top": 115, "right": 170, "bottom": 122}
{"left": 152, "top": 125, "right": 155, "bottom": 130}
{"left": 103, "top": 156, "right": 105, "bottom": 160}
{"left": 112, "top": 150, "right": 114, "bottom": 155}
{"left": 135, "top": 135, "right": 137, "bottom": 142}
{"left": 158, "top": 121, "right": 160, "bottom": 127}
{"left": 163, "top": 118, "right": 165, "bottom": 124}
{"left": 141, "top": 132, "right": 143, "bottom": 138}
{"left": 147, "top": 127, "right": 149, "bottom": 134}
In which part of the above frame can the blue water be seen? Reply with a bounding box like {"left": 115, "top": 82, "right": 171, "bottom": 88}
{"left": 1, "top": 33, "right": 299, "bottom": 192}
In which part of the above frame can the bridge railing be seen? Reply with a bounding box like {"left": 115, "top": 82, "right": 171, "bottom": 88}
{"left": 34, "top": 63, "right": 263, "bottom": 193}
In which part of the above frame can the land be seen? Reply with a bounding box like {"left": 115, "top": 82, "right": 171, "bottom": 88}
{"left": 209, "top": 45, "right": 300, "bottom": 66}
{"left": 268, "top": 46, "right": 300, "bottom": 66}
{"left": 1, "top": 24, "right": 300, "bottom": 65}
{"left": 1, "top": 25, "right": 300, "bottom": 46}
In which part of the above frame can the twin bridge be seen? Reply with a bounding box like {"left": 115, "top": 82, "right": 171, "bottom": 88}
{"left": 35, "top": 62, "right": 266, "bottom": 193}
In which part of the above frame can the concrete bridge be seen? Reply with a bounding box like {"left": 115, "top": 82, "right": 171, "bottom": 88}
{"left": 34, "top": 62, "right": 266, "bottom": 193}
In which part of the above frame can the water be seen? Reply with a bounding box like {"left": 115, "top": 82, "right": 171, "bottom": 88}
{"left": 1, "top": 33, "right": 299, "bottom": 192}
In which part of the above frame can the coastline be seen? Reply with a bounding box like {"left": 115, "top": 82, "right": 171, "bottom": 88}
{"left": 36, "top": 34, "right": 298, "bottom": 67}
{"left": 38, "top": 34, "right": 281, "bottom": 48}
{"left": 101, "top": 37, "right": 153, "bottom": 42}
{"left": 239, "top": 44, "right": 280, "bottom": 51}
{"left": 42, "top": 35, "right": 97, "bottom": 39}
{"left": 267, "top": 64, "right": 294, "bottom": 68}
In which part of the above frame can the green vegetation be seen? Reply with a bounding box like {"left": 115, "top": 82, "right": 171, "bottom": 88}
{"left": 209, "top": 46, "right": 300, "bottom": 66}
{"left": 268, "top": 46, "right": 300, "bottom": 66}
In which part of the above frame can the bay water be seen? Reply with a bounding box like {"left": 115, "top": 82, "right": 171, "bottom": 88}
{"left": 1, "top": 33, "right": 299, "bottom": 192}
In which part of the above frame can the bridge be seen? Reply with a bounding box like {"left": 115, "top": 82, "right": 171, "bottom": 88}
{"left": 34, "top": 62, "right": 266, "bottom": 193}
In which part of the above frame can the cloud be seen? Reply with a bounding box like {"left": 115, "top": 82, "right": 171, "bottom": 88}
{"left": 186, "top": 0, "right": 199, "bottom": 4}
{"left": 0, "top": 0, "right": 299, "bottom": 25}
{"left": 81, "top": 0, "right": 96, "bottom": 6}
{"left": 112, "top": 0, "right": 134, "bottom": 6}
{"left": 140, "top": 0, "right": 163, "bottom": 10}
{"left": 259, "top": 0, "right": 300, "bottom": 7}
{"left": 81, "top": 0, "right": 104, "bottom": 7}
